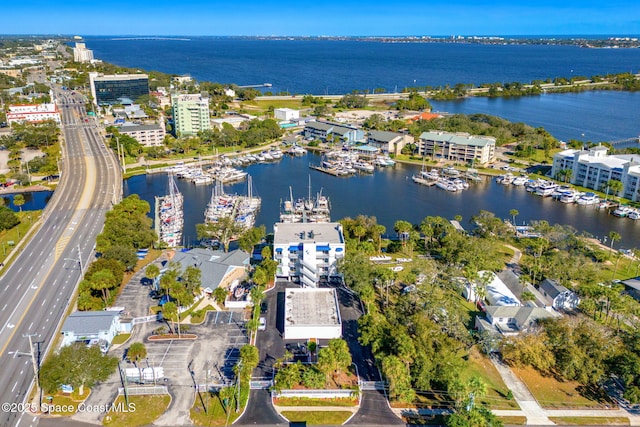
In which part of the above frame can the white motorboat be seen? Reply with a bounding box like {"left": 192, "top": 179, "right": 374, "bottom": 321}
{"left": 559, "top": 190, "right": 583, "bottom": 203}
{"left": 613, "top": 205, "right": 634, "bottom": 217}
{"left": 536, "top": 181, "right": 558, "bottom": 197}
{"left": 576, "top": 192, "right": 600, "bottom": 205}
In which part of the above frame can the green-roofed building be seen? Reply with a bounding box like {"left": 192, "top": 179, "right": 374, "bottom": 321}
{"left": 418, "top": 131, "right": 496, "bottom": 165}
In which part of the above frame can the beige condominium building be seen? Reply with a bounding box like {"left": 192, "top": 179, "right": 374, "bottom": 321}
{"left": 418, "top": 131, "right": 496, "bottom": 165}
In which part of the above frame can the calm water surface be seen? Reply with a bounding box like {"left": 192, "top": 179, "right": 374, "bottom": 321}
{"left": 85, "top": 38, "right": 640, "bottom": 95}
{"left": 124, "top": 154, "right": 640, "bottom": 249}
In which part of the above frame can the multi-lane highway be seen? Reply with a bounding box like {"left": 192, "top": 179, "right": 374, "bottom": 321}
{"left": 0, "top": 89, "right": 121, "bottom": 427}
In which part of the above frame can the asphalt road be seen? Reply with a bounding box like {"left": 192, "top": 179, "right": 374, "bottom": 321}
{"left": 0, "top": 88, "right": 121, "bottom": 427}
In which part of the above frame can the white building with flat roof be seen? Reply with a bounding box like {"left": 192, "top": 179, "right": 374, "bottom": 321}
{"left": 274, "top": 222, "right": 345, "bottom": 287}
{"left": 274, "top": 108, "right": 300, "bottom": 122}
{"left": 551, "top": 146, "right": 640, "bottom": 201}
{"left": 7, "top": 103, "right": 61, "bottom": 126}
{"left": 284, "top": 287, "right": 342, "bottom": 340}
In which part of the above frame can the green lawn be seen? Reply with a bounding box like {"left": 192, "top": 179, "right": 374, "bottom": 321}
{"left": 274, "top": 396, "right": 358, "bottom": 407}
{"left": 248, "top": 99, "right": 306, "bottom": 110}
{"left": 111, "top": 333, "right": 131, "bottom": 345}
{"left": 414, "top": 347, "right": 518, "bottom": 410}
{"left": 458, "top": 348, "right": 520, "bottom": 410}
{"left": 498, "top": 416, "right": 527, "bottom": 425}
{"left": 0, "top": 210, "right": 42, "bottom": 265}
{"left": 103, "top": 395, "right": 171, "bottom": 427}
{"left": 190, "top": 384, "right": 249, "bottom": 426}
{"left": 189, "top": 304, "right": 216, "bottom": 323}
{"left": 513, "top": 366, "right": 610, "bottom": 409}
{"left": 280, "top": 410, "right": 353, "bottom": 425}
{"left": 44, "top": 388, "right": 90, "bottom": 416}
{"left": 548, "top": 416, "right": 629, "bottom": 425}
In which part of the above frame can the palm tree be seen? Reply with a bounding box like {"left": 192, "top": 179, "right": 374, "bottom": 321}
{"left": 145, "top": 264, "right": 160, "bottom": 289}
{"left": 605, "top": 179, "right": 624, "bottom": 201}
{"left": 394, "top": 220, "right": 412, "bottom": 250}
{"left": 608, "top": 231, "right": 621, "bottom": 253}
{"left": 509, "top": 209, "right": 519, "bottom": 225}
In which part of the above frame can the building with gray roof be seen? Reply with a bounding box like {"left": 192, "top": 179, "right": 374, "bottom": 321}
{"left": 418, "top": 131, "right": 496, "bottom": 164}
{"left": 538, "top": 278, "right": 580, "bottom": 310}
{"left": 171, "top": 248, "right": 250, "bottom": 292}
{"left": 475, "top": 305, "right": 559, "bottom": 337}
{"left": 367, "top": 130, "right": 413, "bottom": 155}
{"left": 60, "top": 311, "right": 122, "bottom": 351}
{"left": 119, "top": 122, "right": 166, "bottom": 147}
{"left": 303, "top": 121, "right": 364, "bottom": 145}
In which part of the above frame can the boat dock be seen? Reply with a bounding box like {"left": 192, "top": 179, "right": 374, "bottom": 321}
{"left": 309, "top": 165, "right": 343, "bottom": 177}
{"left": 412, "top": 175, "right": 437, "bottom": 186}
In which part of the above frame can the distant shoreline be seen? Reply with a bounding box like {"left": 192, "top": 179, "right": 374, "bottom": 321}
{"left": 76, "top": 34, "right": 640, "bottom": 48}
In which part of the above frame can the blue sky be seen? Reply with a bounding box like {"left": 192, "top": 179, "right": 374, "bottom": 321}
{"left": 4, "top": 0, "right": 640, "bottom": 36}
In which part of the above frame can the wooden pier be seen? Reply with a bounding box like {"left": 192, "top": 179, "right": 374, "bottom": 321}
{"left": 309, "top": 165, "right": 343, "bottom": 176}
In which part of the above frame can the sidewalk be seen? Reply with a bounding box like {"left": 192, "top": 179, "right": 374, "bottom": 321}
{"left": 489, "top": 356, "right": 554, "bottom": 425}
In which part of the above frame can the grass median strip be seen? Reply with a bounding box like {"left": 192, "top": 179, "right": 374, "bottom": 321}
{"left": 280, "top": 410, "right": 353, "bottom": 425}
{"left": 103, "top": 394, "right": 171, "bottom": 427}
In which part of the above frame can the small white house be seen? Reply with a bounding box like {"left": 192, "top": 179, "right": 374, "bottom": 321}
{"left": 60, "top": 311, "right": 122, "bottom": 352}
{"left": 539, "top": 278, "right": 580, "bottom": 310}
{"left": 475, "top": 305, "right": 558, "bottom": 336}
{"left": 274, "top": 108, "right": 300, "bottom": 122}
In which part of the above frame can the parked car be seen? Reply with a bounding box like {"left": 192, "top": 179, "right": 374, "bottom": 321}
{"left": 258, "top": 317, "right": 266, "bottom": 331}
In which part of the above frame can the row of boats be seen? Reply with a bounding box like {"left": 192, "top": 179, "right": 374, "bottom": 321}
{"left": 156, "top": 174, "right": 184, "bottom": 247}
{"left": 412, "top": 167, "right": 479, "bottom": 192}
{"left": 204, "top": 176, "right": 262, "bottom": 232}
{"left": 316, "top": 151, "right": 396, "bottom": 176}
{"left": 280, "top": 185, "right": 331, "bottom": 223}
{"left": 156, "top": 174, "right": 333, "bottom": 248}
{"left": 497, "top": 174, "right": 602, "bottom": 205}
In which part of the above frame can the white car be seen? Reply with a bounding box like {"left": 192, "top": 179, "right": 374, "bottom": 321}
{"left": 258, "top": 317, "right": 266, "bottom": 331}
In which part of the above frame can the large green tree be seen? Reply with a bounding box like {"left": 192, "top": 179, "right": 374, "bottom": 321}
{"left": 40, "top": 343, "right": 118, "bottom": 395}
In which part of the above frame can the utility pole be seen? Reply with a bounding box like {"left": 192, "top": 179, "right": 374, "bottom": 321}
{"left": 9, "top": 334, "right": 41, "bottom": 411}
{"left": 77, "top": 244, "right": 84, "bottom": 272}
{"left": 118, "top": 361, "right": 129, "bottom": 406}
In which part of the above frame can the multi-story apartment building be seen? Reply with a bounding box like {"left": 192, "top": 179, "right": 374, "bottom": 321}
{"left": 303, "top": 121, "right": 364, "bottom": 145}
{"left": 119, "top": 123, "right": 166, "bottom": 147}
{"left": 73, "top": 42, "right": 94, "bottom": 63}
{"left": 89, "top": 73, "right": 149, "bottom": 106}
{"left": 171, "top": 93, "right": 211, "bottom": 136}
{"left": 418, "top": 131, "right": 496, "bottom": 164}
{"left": 7, "top": 103, "right": 61, "bottom": 126}
{"left": 367, "top": 130, "right": 413, "bottom": 155}
{"left": 273, "top": 222, "right": 345, "bottom": 287}
{"left": 551, "top": 146, "right": 640, "bottom": 201}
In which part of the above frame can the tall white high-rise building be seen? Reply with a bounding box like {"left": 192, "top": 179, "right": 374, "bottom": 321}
{"left": 73, "top": 42, "right": 94, "bottom": 63}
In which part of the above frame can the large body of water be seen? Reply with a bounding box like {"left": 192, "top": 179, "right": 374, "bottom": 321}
{"left": 86, "top": 37, "right": 640, "bottom": 95}
{"left": 88, "top": 36, "right": 640, "bottom": 248}
{"left": 124, "top": 153, "right": 640, "bottom": 249}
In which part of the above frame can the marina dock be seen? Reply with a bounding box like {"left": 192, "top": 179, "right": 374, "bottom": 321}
{"left": 309, "top": 165, "right": 344, "bottom": 177}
